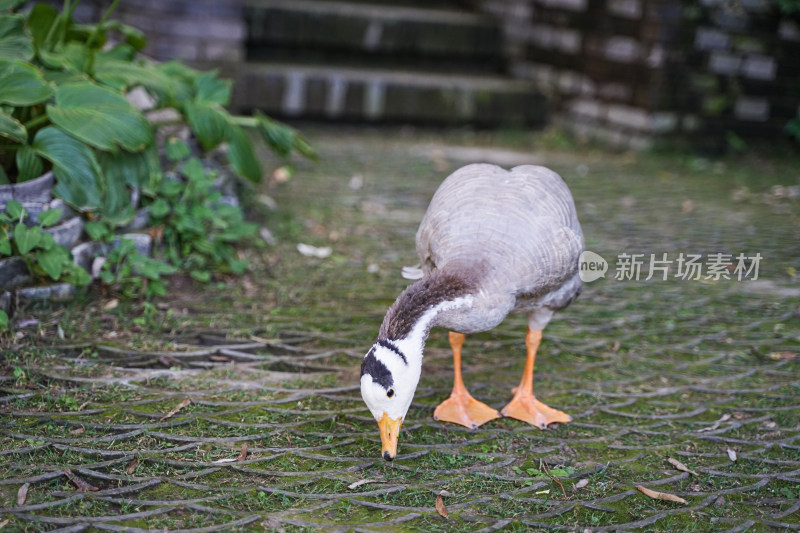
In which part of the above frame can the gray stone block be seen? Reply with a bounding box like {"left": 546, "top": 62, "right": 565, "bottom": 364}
{"left": 537, "top": 0, "right": 588, "bottom": 12}
{"left": 0, "top": 257, "right": 31, "bottom": 290}
{"left": 607, "top": 105, "right": 650, "bottom": 131}
{"left": 694, "top": 27, "right": 730, "bottom": 51}
{"left": 740, "top": 55, "right": 776, "bottom": 81}
{"left": 709, "top": 51, "right": 742, "bottom": 75}
{"left": 779, "top": 20, "right": 800, "bottom": 41}
{"left": 734, "top": 97, "right": 769, "bottom": 121}
{"left": 608, "top": 0, "right": 642, "bottom": 19}
{"left": 0, "top": 172, "right": 53, "bottom": 207}
{"left": 604, "top": 36, "right": 641, "bottom": 63}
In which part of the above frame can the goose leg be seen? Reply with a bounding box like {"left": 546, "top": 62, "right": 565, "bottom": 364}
{"left": 433, "top": 331, "right": 501, "bottom": 429}
{"left": 501, "top": 328, "right": 571, "bottom": 429}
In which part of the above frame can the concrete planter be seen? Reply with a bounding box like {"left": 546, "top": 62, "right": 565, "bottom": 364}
{"left": 44, "top": 216, "right": 84, "bottom": 249}
{"left": 0, "top": 172, "right": 55, "bottom": 208}
{"left": 0, "top": 256, "right": 32, "bottom": 291}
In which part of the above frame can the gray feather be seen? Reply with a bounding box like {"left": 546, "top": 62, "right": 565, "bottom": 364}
{"left": 415, "top": 163, "right": 584, "bottom": 333}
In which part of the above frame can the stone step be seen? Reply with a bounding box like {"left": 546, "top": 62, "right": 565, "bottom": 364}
{"left": 247, "top": 0, "right": 480, "bottom": 13}
{"left": 233, "top": 63, "right": 547, "bottom": 127}
{"left": 244, "top": 0, "right": 504, "bottom": 74}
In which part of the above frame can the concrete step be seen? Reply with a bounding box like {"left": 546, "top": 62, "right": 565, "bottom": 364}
{"left": 233, "top": 63, "right": 547, "bottom": 127}
{"left": 244, "top": 0, "right": 504, "bottom": 74}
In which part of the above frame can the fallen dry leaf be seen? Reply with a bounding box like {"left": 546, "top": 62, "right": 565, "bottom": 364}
{"left": 435, "top": 494, "right": 448, "bottom": 518}
{"left": 69, "top": 427, "right": 84, "bottom": 435}
{"left": 348, "top": 478, "right": 384, "bottom": 490}
{"left": 636, "top": 485, "right": 687, "bottom": 504}
{"left": 237, "top": 444, "right": 248, "bottom": 462}
{"left": 0, "top": 519, "right": 8, "bottom": 529}
{"left": 697, "top": 413, "right": 731, "bottom": 433}
{"left": 126, "top": 458, "right": 138, "bottom": 475}
{"left": 159, "top": 398, "right": 191, "bottom": 422}
{"left": 17, "top": 483, "right": 29, "bottom": 505}
{"left": 768, "top": 351, "right": 796, "bottom": 361}
{"left": 574, "top": 478, "right": 589, "bottom": 490}
{"left": 103, "top": 299, "right": 118, "bottom": 311}
{"left": 667, "top": 457, "right": 698, "bottom": 476}
{"left": 64, "top": 470, "right": 99, "bottom": 492}
{"left": 297, "top": 243, "right": 332, "bottom": 259}
{"left": 727, "top": 449, "right": 737, "bottom": 462}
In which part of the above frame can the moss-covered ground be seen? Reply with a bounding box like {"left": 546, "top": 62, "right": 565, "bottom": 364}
{"left": 1, "top": 128, "right": 799, "bottom": 531}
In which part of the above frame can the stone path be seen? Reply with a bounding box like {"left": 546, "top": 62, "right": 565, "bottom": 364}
{"left": 1, "top": 131, "right": 799, "bottom": 531}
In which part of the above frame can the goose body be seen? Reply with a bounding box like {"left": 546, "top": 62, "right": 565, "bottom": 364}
{"left": 361, "top": 163, "right": 584, "bottom": 461}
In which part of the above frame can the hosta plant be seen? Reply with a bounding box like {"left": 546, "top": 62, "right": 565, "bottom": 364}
{"left": 0, "top": 0, "right": 314, "bottom": 228}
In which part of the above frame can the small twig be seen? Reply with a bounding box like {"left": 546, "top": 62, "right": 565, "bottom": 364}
{"left": 540, "top": 460, "right": 567, "bottom": 499}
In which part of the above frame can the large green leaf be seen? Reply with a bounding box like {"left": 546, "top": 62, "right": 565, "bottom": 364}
{"left": 47, "top": 82, "right": 152, "bottom": 152}
{"left": 0, "top": 59, "right": 54, "bottom": 105}
{"left": 56, "top": 41, "right": 90, "bottom": 72}
{"left": 0, "top": 14, "right": 32, "bottom": 61}
{"left": 42, "top": 68, "right": 89, "bottom": 85}
{"left": 254, "top": 110, "right": 316, "bottom": 161}
{"left": 254, "top": 111, "right": 294, "bottom": 158}
{"left": 0, "top": 108, "right": 25, "bottom": 143}
{"left": 227, "top": 124, "right": 262, "bottom": 182}
{"left": 194, "top": 71, "right": 231, "bottom": 106}
{"left": 26, "top": 2, "right": 58, "bottom": 52}
{"left": 32, "top": 126, "right": 103, "bottom": 210}
{"left": 184, "top": 100, "right": 230, "bottom": 151}
{"left": 154, "top": 61, "right": 197, "bottom": 106}
{"left": 97, "top": 150, "right": 156, "bottom": 224}
{"left": 93, "top": 55, "right": 173, "bottom": 95}
{"left": 15, "top": 145, "right": 44, "bottom": 182}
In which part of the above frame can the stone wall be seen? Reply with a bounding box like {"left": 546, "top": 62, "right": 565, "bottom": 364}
{"left": 113, "top": 0, "right": 245, "bottom": 70}
{"left": 484, "top": 0, "right": 800, "bottom": 149}
{"left": 82, "top": 0, "right": 799, "bottom": 149}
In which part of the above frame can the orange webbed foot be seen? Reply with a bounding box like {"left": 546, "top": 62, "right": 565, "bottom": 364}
{"left": 500, "top": 393, "right": 571, "bottom": 429}
{"left": 434, "top": 391, "right": 500, "bottom": 429}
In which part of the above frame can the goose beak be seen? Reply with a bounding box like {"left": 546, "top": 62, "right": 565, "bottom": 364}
{"left": 378, "top": 412, "right": 402, "bottom": 461}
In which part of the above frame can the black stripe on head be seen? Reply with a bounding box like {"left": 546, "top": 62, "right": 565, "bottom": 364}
{"left": 361, "top": 347, "right": 393, "bottom": 389}
{"left": 377, "top": 339, "right": 407, "bottom": 365}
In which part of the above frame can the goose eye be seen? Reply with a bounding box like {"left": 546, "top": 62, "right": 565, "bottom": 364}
{"left": 386, "top": 389, "right": 395, "bottom": 398}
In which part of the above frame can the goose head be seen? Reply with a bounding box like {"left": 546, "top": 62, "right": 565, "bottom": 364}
{"left": 360, "top": 339, "right": 421, "bottom": 461}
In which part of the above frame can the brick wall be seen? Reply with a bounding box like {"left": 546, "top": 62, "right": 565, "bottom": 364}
{"left": 485, "top": 0, "right": 800, "bottom": 149}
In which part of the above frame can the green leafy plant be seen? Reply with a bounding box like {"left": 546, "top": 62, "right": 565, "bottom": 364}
{"left": 0, "top": 1, "right": 314, "bottom": 225}
{"left": 99, "top": 236, "right": 177, "bottom": 299}
{"left": 82, "top": 219, "right": 177, "bottom": 299}
{"left": 148, "top": 138, "right": 258, "bottom": 282}
{"left": 0, "top": 199, "right": 89, "bottom": 285}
